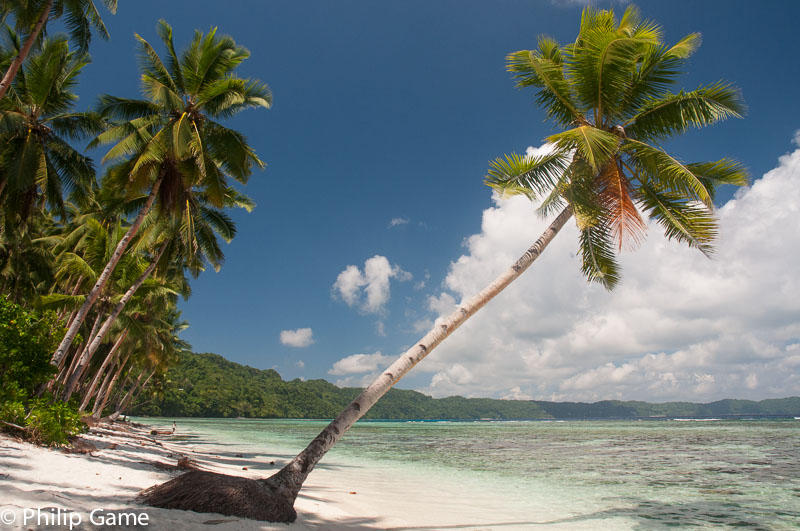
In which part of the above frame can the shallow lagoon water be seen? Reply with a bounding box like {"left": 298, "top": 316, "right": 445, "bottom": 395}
{"left": 140, "top": 417, "right": 800, "bottom": 529}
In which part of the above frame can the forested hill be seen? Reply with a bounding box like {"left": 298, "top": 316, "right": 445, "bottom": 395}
{"left": 130, "top": 352, "right": 800, "bottom": 419}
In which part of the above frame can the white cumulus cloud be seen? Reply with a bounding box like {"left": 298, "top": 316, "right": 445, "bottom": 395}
{"left": 279, "top": 328, "right": 315, "bottom": 348}
{"left": 389, "top": 217, "right": 410, "bottom": 228}
{"left": 333, "top": 255, "right": 411, "bottom": 314}
{"left": 414, "top": 135, "right": 800, "bottom": 402}
{"left": 329, "top": 351, "right": 395, "bottom": 387}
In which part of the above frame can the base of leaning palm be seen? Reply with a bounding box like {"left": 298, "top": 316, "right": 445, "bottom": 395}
{"left": 137, "top": 470, "right": 299, "bottom": 523}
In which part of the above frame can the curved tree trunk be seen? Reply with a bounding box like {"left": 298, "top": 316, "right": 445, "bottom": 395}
{"left": 79, "top": 329, "right": 128, "bottom": 411}
{"left": 91, "top": 363, "right": 117, "bottom": 417}
{"left": 56, "top": 277, "right": 84, "bottom": 324}
{"left": 52, "top": 177, "right": 163, "bottom": 366}
{"left": 92, "top": 352, "right": 130, "bottom": 419}
{"left": 139, "top": 206, "right": 574, "bottom": 522}
{"left": 0, "top": 0, "right": 53, "bottom": 99}
{"left": 109, "top": 369, "right": 146, "bottom": 420}
{"left": 62, "top": 241, "right": 168, "bottom": 401}
{"left": 129, "top": 370, "right": 155, "bottom": 404}
{"left": 110, "top": 368, "right": 154, "bottom": 420}
{"left": 56, "top": 311, "right": 103, "bottom": 386}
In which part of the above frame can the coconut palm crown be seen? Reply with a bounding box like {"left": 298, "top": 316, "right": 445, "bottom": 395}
{"left": 0, "top": 0, "right": 118, "bottom": 99}
{"left": 90, "top": 19, "right": 267, "bottom": 263}
{"left": 0, "top": 30, "right": 100, "bottom": 221}
{"left": 486, "top": 6, "right": 748, "bottom": 289}
{"left": 92, "top": 19, "right": 270, "bottom": 208}
{"left": 0, "top": 0, "right": 117, "bottom": 51}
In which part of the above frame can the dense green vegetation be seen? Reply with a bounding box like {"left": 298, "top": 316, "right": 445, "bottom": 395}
{"left": 0, "top": 296, "right": 83, "bottom": 445}
{"left": 132, "top": 351, "right": 800, "bottom": 420}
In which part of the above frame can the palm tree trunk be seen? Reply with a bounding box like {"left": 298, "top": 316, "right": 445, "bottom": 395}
{"left": 56, "top": 311, "right": 103, "bottom": 385}
{"left": 51, "top": 177, "right": 163, "bottom": 366}
{"left": 0, "top": 0, "right": 54, "bottom": 99}
{"left": 79, "top": 329, "right": 128, "bottom": 411}
{"left": 93, "top": 352, "right": 130, "bottom": 419}
{"left": 138, "top": 206, "right": 574, "bottom": 521}
{"left": 91, "top": 364, "right": 117, "bottom": 417}
{"left": 56, "top": 277, "right": 82, "bottom": 322}
{"left": 62, "top": 241, "right": 168, "bottom": 401}
{"left": 122, "top": 369, "right": 155, "bottom": 410}
{"left": 109, "top": 369, "right": 147, "bottom": 420}
{"left": 110, "top": 369, "right": 155, "bottom": 420}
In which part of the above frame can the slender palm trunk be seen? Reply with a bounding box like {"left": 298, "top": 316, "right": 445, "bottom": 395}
{"left": 124, "top": 369, "right": 155, "bottom": 409}
{"left": 56, "top": 278, "right": 82, "bottom": 322}
{"left": 110, "top": 370, "right": 146, "bottom": 419}
{"left": 52, "top": 177, "right": 163, "bottom": 366}
{"left": 93, "top": 353, "right": 130, "bottom": 419}
{"left": 0, "top": 0, "right": 53, "bottom": 99}
{"left": 56, "top": 311, "right": 103, "bottom": 385}
{"left": 112, "top": 369, "right": 155, "bottom": 419}
{"left": 91, "top": 364, "right": 117, "bottom": 417}
{"left": 79, "top": 329, "right": 128, "bottom": 411}
{"left": 62, "top": 241, "right": 168, "bottom": 401}
{"left": 266, "top": 206, "right": 573, "bottom": 505}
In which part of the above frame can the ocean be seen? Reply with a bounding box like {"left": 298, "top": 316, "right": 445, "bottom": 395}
{"left": 139, "top": 417, "right": 800, "bottom": 529}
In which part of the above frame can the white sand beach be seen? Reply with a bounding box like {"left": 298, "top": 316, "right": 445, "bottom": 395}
{"left": 0, "top": 423, "right": 626, "bottom": 530}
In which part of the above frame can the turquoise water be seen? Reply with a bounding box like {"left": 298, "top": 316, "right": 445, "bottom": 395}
{"left": 140, "top": 417, "right": 800, "bottom": 528}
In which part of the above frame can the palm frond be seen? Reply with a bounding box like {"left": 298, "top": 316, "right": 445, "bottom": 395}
{"left": 625, "top": 82, "right": 744, "bottom": 140}
{"left": 578, "top": 221, "right": 620, "bottom": 290}
{"left": 548, "top": 125, "right": 619, "bottom": 172}
{"left": 155, "top": 19, "right": 185, "bottom": 92}
{"left": 597, "top": 160, "right": 646, "bottom": 250}
{"left": 638, "top": 183, "right": 717, "bottom": 256}
{"left": 624, "top": 138, "right": 712, "bottom": 206}
{"left": 506, "top": 39, "right": 581, "bottom": 126}
{"left": 686, "top": 158, "right": 749, "bottom": 201}
{"left": 485, "top": 149, "right": 570, "bottom": 200}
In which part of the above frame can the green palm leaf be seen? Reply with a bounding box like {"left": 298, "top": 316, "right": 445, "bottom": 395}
{"left": 624, "top": 138, "right": 712, "bottom": 206}
{"left": 548, "top": 125, "right": 619, "bottom": 172}
{"left": 638, "top": 183, "right": 717, "bottom": 256}
{"left": 579, "top": 222, "right": 620, "bottom": 290}
{"left": 485, "top": 149, "right": 570, "bottom": 200}
{"left": 625, "top": 82, "right": 744, "bottom": 140}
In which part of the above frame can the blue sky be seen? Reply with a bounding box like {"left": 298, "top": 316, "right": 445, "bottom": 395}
{"left": 71, "top": 1, "right": 800, "bottom": 401}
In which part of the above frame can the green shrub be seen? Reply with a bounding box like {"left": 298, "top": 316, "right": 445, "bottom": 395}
{"left": 25, "top": 398, "right": 84, "bottom": 447}
{"left": 0, "top": 399, "right": 26, "bottom": 425}
{"left": 0, "top": 296, "right": 62, "bottom": 395}
{"left": 0, "top": 297, "right": 82, "bottom": 445}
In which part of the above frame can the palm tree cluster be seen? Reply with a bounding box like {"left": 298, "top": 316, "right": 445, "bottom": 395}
{"left": 0, "top": 8, "right": 270, "bottom": 419}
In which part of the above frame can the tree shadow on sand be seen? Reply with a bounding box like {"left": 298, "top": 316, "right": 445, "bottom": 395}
{"left": 508, "top": 497, "right": 793, "bottom": 531}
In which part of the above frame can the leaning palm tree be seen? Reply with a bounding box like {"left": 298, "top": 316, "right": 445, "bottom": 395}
{"left": 50, "top": 20, "right": 270, "bottom": 367}
{"left": 0, "top": 0, "right": 117, "bottom": 98}
{"left": 139, "top": 5, "right": 748, "bottom": 522}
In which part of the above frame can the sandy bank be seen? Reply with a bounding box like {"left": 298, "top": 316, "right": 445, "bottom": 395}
{"left": 0, "top": 422, "right": 621, "bottom": 530}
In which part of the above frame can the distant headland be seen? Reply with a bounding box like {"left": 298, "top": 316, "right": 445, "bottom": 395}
{"left": 131, "top": 352, "right": 800, "bottom": 420}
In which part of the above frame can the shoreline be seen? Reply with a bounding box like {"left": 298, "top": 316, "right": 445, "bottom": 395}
{"left": 1, "top": 420, "right": 398, "bottom": 530}
{"left": 3, "top": 418, "right": 795, "bottom": 529}
{"left": 2, "top": 420, "right": 596, "bottom": 530}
